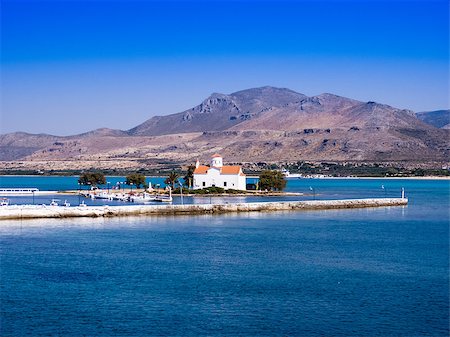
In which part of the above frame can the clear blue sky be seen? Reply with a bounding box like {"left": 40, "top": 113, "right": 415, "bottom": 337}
{"left": 1, "top": 0, "right": 448, "bottom": 135}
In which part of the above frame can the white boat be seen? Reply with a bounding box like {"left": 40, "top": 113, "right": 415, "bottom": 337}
{"left": 50, "top": 199, "right": 60, "bottom": 206}
{"left": 130, "top": 193, "right": 157, "bottom": 203}
{"left": 90, "top": 191, "right": 114, "bottom": 200}
{"left": 63, "top": 200, "right": 71, "bottom": 207}
{"left": 281, "top": 169, "right": 303, "bottom": 179}
{"left": 154, "top": 187, "right": 172, "bottom": 203}
{"left": 154, "top": 195, "right": 173, "bottom": 202}
{"left": 79, "top": 201, "right": 87, "bottom": 207}
{"left": 0, "top": 188, "right": 39, "bottom": 195}
{"left": 0, "top": 198, "right": 10, "bottom": 206}
{"left": 286, "top": 173, "right": 303, "bottom": 178}
{"left": 113, "top": 194, "right": 129, "bottom": 201}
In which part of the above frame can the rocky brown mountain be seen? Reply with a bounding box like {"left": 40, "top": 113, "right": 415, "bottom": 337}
{"left": 1, "top": 87, "right": 449, "bottom": 169}
{"left": 0, "top": 132, "right": 60, "bottom": 161}
{"left": 128, "top": 87, "right": 307, "bottom": 136}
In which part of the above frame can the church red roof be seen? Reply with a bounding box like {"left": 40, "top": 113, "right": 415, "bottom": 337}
{"left": 193, "top": 165, "right": 209, "bottom": 174}
{"left": 220, "top": 166, "right": 242, "bottom": 175}
{"left": 193, "top": 165, "right": 244, "bottom": 176}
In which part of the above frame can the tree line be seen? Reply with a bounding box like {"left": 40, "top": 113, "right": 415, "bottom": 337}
{"left": 78, "top": 172, "right": 146, "bottom": 188}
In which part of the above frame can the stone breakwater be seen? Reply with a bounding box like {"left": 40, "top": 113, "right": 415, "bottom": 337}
{"left": 0, "top": 198, "right": 408, "bottom": 221}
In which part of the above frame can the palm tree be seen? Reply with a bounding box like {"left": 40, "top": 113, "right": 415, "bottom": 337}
{"left": 183, "top": 165, "right": 195, "bottom": 189}
{"left": 164, "top": 171, "right": 180, "bottom": 189}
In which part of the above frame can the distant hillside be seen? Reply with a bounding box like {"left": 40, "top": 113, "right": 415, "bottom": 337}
{"left": 416, "top": 110, "right": 450, "bottom": 129}
{"left": 1, "top": 87, "right": 449, "bottom": 167}
{"left": 72, "top": 128, "right": 129, "bottom": 138}
{"left": 0, "top": 132, "right": 60, "bottom": 161}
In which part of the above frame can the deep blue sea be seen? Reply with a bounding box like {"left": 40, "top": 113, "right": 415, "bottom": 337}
{"left": 1, "top": 177, "right": 449, "bottom": 336}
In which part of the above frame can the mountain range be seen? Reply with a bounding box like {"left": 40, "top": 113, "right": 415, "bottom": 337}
{"left": 1, "top": 86, "right": 449, "bottom": 171}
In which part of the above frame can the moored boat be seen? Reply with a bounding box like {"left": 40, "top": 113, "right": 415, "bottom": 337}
{"left": 130, "top": 193, "right": 157, "bottom": 203}
{"left": 154, "top": 195, "right": 173, "bottom": 203}
{"left": 154, "top": 187, "right": 173, "bottom": 203}
{"left": 50, "top": 199, "right": 60, "bottom": 206}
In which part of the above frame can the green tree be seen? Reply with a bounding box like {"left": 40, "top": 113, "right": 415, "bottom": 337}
{"left": 258, "top": 170, "right": 286, "bottom": 191}
{"left": 125, "top": 173, "right": 146, "bottom": 188}
{"left": 78, "top": 172, "right": 106, "bottom": 187}
{"left": 164, "top": 171, "right": 180, "bottom": 189}
{"left": 183, "top": 165, "right": 195, "bottom": 188}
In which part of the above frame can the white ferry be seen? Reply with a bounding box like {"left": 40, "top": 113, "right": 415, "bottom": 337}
{"left": 0, "top": 188, "right": 40, "bottom": 195}
{"left": 281, "top": 169, "right": 303, "bottom": 179}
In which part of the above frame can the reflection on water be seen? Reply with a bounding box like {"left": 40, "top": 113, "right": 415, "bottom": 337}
{"left": 0, "top": 203, "right": 413, "bottom": 235}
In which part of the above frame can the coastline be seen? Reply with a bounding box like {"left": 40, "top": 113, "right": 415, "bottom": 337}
{"left": 1, "top": 174, "right": 448, "bottom": 180}
{"left": 296, "top": 176, "right": 450, "bottom": 180}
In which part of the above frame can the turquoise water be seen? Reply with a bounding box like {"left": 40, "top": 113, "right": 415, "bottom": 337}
{"left": 0, "top": 175, "right": 423, "bottom": 206}
{"left": 1, "top": 178, "right": 449, "bottom": 336}
{"left": 0, "top": 175, "right": 166, "bottom": 191}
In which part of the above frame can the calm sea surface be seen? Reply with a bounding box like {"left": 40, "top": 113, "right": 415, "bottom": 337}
{"left": 1, "top": 177, "right": 449, "bottom": 336}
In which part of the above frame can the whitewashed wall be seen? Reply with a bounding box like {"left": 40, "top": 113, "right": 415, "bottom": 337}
{"left": 193, "top": 168, "right": 246, "bottom": 190}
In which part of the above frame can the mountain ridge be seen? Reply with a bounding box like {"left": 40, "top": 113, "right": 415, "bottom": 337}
{"left": 128, "top": 86, "right": 309, "bottom": 136}
{"left": 1, "top": 86, "right": 449, "bottom": 167}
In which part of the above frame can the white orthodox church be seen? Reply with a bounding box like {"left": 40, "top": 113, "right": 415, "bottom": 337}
{"left": 193, "top": 154, "right": 246, "bottom": 190}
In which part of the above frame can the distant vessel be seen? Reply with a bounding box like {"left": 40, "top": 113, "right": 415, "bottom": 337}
{"left": 281, "top": 169, "right": 303, "bottom": 179}
{"left": 0, "top": 188, "right": 39, "bottom": 195}
{"left": 0, "top": 198, "right": 10, "bottom": 206}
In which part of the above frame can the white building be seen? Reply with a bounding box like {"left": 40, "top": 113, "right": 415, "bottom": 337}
{"left": 193, "top": 154, "right": 246, "bottom": 190}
